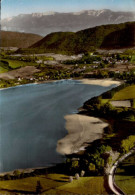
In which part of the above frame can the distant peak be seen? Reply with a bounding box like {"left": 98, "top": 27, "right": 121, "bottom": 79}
{"left": 72, "top": 9, "right": 111, "bottom": 16}
{"left": 2, "top": 16, "right": 14, "bottom": 21}
{"left": 32, "top": 12, "right": 56, "bottom": 17}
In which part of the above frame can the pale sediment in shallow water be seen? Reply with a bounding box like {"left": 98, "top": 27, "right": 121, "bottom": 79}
{"left": 57, "top": 114, "right": 108, "bottom": 155}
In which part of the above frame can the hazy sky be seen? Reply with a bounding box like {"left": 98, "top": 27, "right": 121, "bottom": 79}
{"left": 1, "top": 0, "right": 135, "bottom": 19}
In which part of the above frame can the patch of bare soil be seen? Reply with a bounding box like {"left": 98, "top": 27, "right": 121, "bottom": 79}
{"left": 0, "top": 66, "right": 40, "bottom": 80}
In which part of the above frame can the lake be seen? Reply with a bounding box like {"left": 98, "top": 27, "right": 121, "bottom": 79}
{"left": 0, "top": 79, "right": 117, "bottom": 172}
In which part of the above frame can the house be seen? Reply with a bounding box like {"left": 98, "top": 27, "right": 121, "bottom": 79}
{"left": 36, "top": 60, "right": 43, "bottom": 64}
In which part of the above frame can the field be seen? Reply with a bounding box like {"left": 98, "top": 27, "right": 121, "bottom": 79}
{"left": 115, "top": 154, "right": 135, "bottom": 194}
{"left": 99, "top": 85, "right": 135, "bottom": 107}
{"left": 0, "top": 174, "right": 107, "bottom": 194}
{"left": 115, "top": 175, "right": 135, "bottom": 194}
{"left": 112, "top": 85, "right": 135, "bottom": 100}
{"left": 0, "top": 61, "right": 11, "bottom": 73}
{"left": 131, "top": 55, "right": 135, "bottom": 63}
{"left": 0, "top": 66, "right": 9, "bottom": 73}
{"left": 100, "top": 99, "right": 109, "bottom": 105}
{"left": 43, "top": 176, "right": 107, "bottom": 195}
{"left": 36, "top": 56, "right": 54, "bottom": 61}
{"left": 1, "top": 59, "right": 37, "bottom": 69}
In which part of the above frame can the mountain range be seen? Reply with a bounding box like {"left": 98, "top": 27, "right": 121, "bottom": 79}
{"left": 2, "top": 9, "right": 135, "bottom": 36}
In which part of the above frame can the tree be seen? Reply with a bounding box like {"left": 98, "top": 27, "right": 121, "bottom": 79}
{"left": 13, "top": 170, "right": 20, "bottom": 179}
{"left": 116, "top": 54, "right": 121, "bottom": 60}
{"left": 88, "top": 163, "right": 96, "bottom": 172}
{"left": 71, "top": 161, "right": 79, "bottom": 169}
{"left": 4, "top": 174, "right": 11, "bottom": 180}
{"left": 36, "top": 180, "right": 43, "bottom": 194}
{"left": 121, "top": 135, "right": 135, "bottom": 153}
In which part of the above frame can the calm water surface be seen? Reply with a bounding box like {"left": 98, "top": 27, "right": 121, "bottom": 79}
{"left": 0, "top": 80, "right": 116, "bottom": 172}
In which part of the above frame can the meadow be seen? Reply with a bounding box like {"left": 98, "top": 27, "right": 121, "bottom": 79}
{"left": 1, "top": 59, "right": 37, "bottom": 69}
{"left": 0, "top": 66, "right": 9, "bottom": 73}
{"left": 0, "top": 61, "right": 11, "bottom": 73}
{"left": 112, "top": 85, "right": 135, "bottom": 101}
{"left": 0, "top": 174, "right": 107, "bottom": 194}
{"left": 115, "top": 175, "right": 135, "bottom": 194}
{"left": 115, "top": 154, "right": 135, "bottom": 194}
{"left": 131, "top": 54, "right": 135, "bottom": 63}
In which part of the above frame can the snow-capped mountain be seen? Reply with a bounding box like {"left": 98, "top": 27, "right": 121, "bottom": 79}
{"left": 1, "top": 9, "right": 135, "bottom": 36}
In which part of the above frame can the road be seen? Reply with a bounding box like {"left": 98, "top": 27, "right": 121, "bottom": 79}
{"left": 108, "top": 147, "right": 135, "bottom": 195}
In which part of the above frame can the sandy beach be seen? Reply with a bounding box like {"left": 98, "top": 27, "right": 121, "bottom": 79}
{"left": 80, "top": 78, "right": 121, "bottom": 87}
{"left": 57, "top": 114, "right": 108, "bottom": 155}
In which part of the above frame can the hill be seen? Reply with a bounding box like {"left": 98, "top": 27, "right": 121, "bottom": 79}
{"left": 101, "top": 23, "right": 135, "bottom": 48}
{"left": 1, "top": 9, "right": 135, "bottom": 36}
{"left": 1, "top": 31, "right": 43, "bottom": 48}
{"left": 26, "top": 22, "right": 135, "bottom": 54}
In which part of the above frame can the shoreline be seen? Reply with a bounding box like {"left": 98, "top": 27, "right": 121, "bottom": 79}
{"left": 0, "top": 78, "right": 122, "bottom": 91}
{"left": 0, "top": 78, "right": 122, "bottom": 176}
{"left": 0, "top": 165, "right": 55, "bottom": 176}
{"left": 0, "top": 79, "right": 57, "bottom": 91}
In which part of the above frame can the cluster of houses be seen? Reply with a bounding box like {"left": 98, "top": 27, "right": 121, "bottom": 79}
{"left": 35, "top": 59, "right": 59, "bottom": 66}
{"left": 17, "top": 75, "right": 50, "bottom": 82}
{"left": 101, "top": 56, "right": 129, "bottom": 65}
{"left": 35, "top": 54, "right": 83, "bottom": 65}
{"left": 17, "top": 77, "right": 35, "bottom": 82}
{"left": 71, "top": 53, "right": 135, "bottom": 76}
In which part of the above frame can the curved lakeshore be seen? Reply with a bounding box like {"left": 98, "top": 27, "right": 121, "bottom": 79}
{"left": 0, "top": 79, "right": 121, "bottom": 173}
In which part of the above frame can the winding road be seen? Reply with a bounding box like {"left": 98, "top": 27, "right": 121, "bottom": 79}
{"left": 108, "top": 147, "right": 135, "bottom": 195}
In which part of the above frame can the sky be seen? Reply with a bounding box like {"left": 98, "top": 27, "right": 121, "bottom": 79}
{"left": 1, "top": 0, "right": 135, "bottom": 19}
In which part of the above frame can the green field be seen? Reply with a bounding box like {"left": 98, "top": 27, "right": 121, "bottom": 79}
{"left": 36, "top": 56, "right": 54, "bottom": 61}
{"left": 1, "top": 59, "right": 37, "bottom": 69}
{"left": 0, "top": 174, "right": 68, "bottom": 194}
{"left": 131, "top": 55, "right": 135, "bottom": 63}
{"left": 44, "top": 176, "right": 107, "bottom": 194}
{"left": 132, "top": 99, "right": 135, "bottom": 108}
{"left": 0, "top": 61, "right": 11, "bottom": 73}
{"left": 0, "top": 66, "right": 9, "bottom": 73}
{"left": 115, "top": 175, "right": 135, "bottom": 194}
{"left": 115, "top": 154, "right": 135, "bottom": 194}
{"left": 112, "top": 85, "right": 135, "bottom": 100}
{"left": 0, "top": 174, "right": 107, "bottom": 194}
{"left": 100, "top": 99, "right": 109, "bottom": 105}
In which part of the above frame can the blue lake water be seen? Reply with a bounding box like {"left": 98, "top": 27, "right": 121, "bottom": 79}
{"left": 0, "top": 80, "right": 117, "bottom": 172}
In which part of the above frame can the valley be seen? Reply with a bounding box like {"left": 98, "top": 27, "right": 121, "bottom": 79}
{"left": 0, "top": 15, "right": 135, "bottom": 194}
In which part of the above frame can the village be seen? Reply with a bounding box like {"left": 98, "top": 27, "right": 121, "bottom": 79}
{"left": 0, "top": 48, "right": 135, "bottom": 88}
